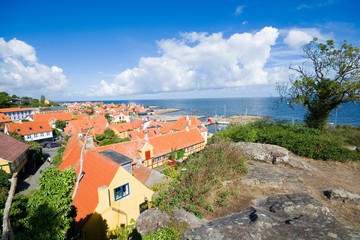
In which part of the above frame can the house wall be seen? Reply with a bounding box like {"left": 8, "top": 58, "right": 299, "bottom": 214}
{"left": 0, "top": 159, "right": 11, "bottom": 174}
{"left": 3, "top": 110, "right": 32, "bottom": 121}
{"left": 87, "top": 166, "right": 153, "bottom": 231}
{"left": 146, "top": 142, "right": 205, "bottom": 169}
{"left": 0, "top": 152, "right": 28, "bottom": 174}
{"left": 23, "top": 131, "right": 53, "bottom": 142}
{"left": 138, "top": 142, "right": 153, "bottom": 168}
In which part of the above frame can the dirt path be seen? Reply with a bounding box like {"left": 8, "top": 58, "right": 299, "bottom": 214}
{"left": 293, "top": 155, "right": 360, "bottom": 232}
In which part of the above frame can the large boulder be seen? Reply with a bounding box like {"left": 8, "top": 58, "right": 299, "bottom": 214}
{"left": 136, "top": 207, "right": 206, "bottom": 235}
{"left": 182, "top": 193, "right": 360, "bottom": 240}
{"left": 234, "top": 142, "right": 289, "bottom": 164}
{"left": 136, "top": 208, "right": 170, "bottom": 235}
{"left": 234, "top": 142, "right": 311, "bottom": 170}
{"left": 324, "top": 188, "right": 360, "bottom": 202}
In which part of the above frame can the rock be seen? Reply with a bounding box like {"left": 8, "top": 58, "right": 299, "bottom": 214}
{"left": 234, "top": 142, "right": 289, "bottom": 164}
{"left": 324, "top": 188, "right": 360, "bottom": 202}
{"left": 182, "top": 193, "right": 360, "bottom": 240}
{"left": 241, "top": 163, "right": 308, "bottom": 193}
{"left": 136, "top": 207, "right": 206, "bottom": 235}
{"left": 136, "top": 208, "right": 170, "bottom": 235}
{"left": 173, "top": 208, "right": 207, "bottom": 229}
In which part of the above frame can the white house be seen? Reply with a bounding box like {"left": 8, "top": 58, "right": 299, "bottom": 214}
{"left": 4, "top": 121, "right": 53, "bottom": 142}
{"left": 0, "top": 107, "right": 33, "bottom": 121}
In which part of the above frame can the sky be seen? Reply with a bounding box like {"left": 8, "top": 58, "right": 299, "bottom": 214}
{"left": 0, "top": 0, "right": 359, "bottom": 101}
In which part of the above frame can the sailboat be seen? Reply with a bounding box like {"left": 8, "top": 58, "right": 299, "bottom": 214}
{"left": 217, "top": 104, "right": 230, "bottom": 125}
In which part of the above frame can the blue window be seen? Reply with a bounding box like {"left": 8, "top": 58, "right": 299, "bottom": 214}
{"left": 114, "top": 183, "right": 130, "bottom": 201}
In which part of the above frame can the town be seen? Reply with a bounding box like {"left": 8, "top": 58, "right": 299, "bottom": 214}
{"left": 0, "top": 99, "right": 209, "bottom": 238}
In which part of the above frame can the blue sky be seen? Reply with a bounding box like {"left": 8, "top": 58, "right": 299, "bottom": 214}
{"left": 1, "top": 0, "right": 359, "bottom": 101}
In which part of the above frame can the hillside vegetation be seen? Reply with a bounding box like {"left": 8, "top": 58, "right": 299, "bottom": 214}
{"left": 212, "top": 121, "right": 360, "bottom": 162}
{"left": 153, "top": 139, "right": 248, "bottom": 218}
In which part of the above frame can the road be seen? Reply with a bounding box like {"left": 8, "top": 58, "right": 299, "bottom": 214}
{"left": 16, "top": 147, "right": 59, "bottom": 195}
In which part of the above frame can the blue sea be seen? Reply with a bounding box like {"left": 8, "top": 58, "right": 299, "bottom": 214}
{"left": 101, "top": 97, "right": 360, "bottom": 128}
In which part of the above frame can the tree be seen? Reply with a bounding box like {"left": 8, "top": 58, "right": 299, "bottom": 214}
{"left": 40, "top": 95, "right": 45, "bottom": 103}
{"left": 278, "top": 39, "right": 360, "bottom": 129}
{"left": 104, "top": 113, "right": 112, "bottom": 123}
{"left": 21, "top": 167, "right": 76, "bottom": 240}
{"left": 0, "top": 92, "right": 12, "bottom": 108}
{"left": 55, "top": 120, "right": 67, "bottom": 131}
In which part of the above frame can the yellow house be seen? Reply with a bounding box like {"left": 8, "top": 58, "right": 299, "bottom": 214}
{"left": 93, "top": 128, "right": 206, "bottom": 171}
{"left": 0, "top": 132, "right": 29, "bottom": 174}
{"left": 59, "top": 136, "right": 153, "bottom": 240}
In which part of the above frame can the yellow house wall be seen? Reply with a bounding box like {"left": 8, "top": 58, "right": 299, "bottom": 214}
{"left": 138, "top": 142, "right": 153, "bottom": 160}
{"left": 94, "top": 166, "right": 153, "bottom": 230}
{"left": 0, "top": 158, "right": 11, "bottom": 174}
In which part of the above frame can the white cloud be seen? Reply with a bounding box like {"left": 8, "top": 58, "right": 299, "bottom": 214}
{"left": 284, "top": 28, "right": 328, "bottom": 49}
{"left": 235, "top": 5, "right": 244, "bottom": 15}
{"left": 90, "top": 27, "right": 280, "bottom": 97}
{"left": 0, "top": 38, "right": 68, "bottom": 94}
{"left": 284, "top": 29, "right": 313, "bottom": 49}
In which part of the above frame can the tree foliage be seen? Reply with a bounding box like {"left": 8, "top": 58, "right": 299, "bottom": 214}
{"left": 55, "top": 120, "right": 67, "bottom": 131}
{"left": 95, "top": 129, "right": 131, "bottom": 146}
{"left": 0, "top": 92, "right": 12, "bottom": 108}
{"left": 278, "top": 39, "right": 360, "bottom": 129}
{"left": 19, "top": 167, "right": 76, "bottom": 240}
{"left": 105, "top": 113, "right": 112, "bottom": 123}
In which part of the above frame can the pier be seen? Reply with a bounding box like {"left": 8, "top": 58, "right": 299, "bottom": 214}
{"left": 205, "top": 115, "right": 266, "bottom": 126}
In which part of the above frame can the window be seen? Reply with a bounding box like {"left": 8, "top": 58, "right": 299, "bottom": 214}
{"left": 114, "top": 183, "right": 130, "bottom": 201}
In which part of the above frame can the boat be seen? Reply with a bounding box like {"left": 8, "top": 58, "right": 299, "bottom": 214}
{"left": 216, "top": 121, "right": 230, "bottom": 125}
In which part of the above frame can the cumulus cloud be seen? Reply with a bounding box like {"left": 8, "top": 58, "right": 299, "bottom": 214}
{"left": 284, "top": 30, "right": 313, "bottom": 49}
{"left": 90, "top": 27, "right": 280, "bottom": 97}
{"left": 284, "top": 28, "right": 328, "bottom": 49}
{"left": 0, "top": 38, "right": 68, "bottom": 93}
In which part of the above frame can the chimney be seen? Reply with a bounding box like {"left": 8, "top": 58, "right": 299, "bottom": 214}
{"left": 185, "top": 115, "right": 189, "bottom": 121}
{"left": 97, "top": 186, "right": 111, "bottom": 209}
{"left": 144, "top": 131, "right": 149, "bottom": 141}
{"left": 185, "top": 125, "right": 189, "bottom": 132}
{"left": 188, "top": 119, "right": 191, "bottom": 126}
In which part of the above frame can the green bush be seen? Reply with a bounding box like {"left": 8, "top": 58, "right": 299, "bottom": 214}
{"left": 143, "top": 222, "right": 188, "bottom": 240}
{"left": 214, "top": 121, "right": 360, "bottom": 162}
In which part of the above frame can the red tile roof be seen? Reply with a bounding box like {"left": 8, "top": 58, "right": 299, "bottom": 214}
{"left": 59, "top": 136, "right": 118, "bottom": 226}
{"left": 172, "top": 115, "right": 207, "bottom": 132}
{"left": 132, "top": 165, "right": 152, "bottom": 185}
{"left": 0, "top": 107, "right": 32, "bottom": 113}
{"left": 5, "top": 121, "right": 52, "bottom": 135}
{"left": 0, "top": 132, "right": 29, "bottom": 162}
{"left": 0, "top": 113, "right": 11, "bottom": 123}
{"left": 149, "top": 128, "right": 205, "bottom": 158}
{"left": 33, "top": 112, "right": 73, "bottom": 122}
{"left": 109, "top": 123, "right": 134, "bottom": 133}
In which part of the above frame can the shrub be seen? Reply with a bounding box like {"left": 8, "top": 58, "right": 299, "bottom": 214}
{"left": 214, "top": 121, "right": 360, "bottom": 162}
{"left": 153, "top": 139, "right": 248, "bottom": 217}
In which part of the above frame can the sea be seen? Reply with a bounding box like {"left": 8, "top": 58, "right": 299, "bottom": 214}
{"left": 99, "top": 97, "right": 360, "bottom": 132}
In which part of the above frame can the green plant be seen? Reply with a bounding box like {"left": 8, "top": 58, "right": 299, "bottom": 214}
{"left": 107, "top": 220, "right": 141, "bottom": 240}
{"left": 278, "top": 39, "right": 360, "bottom": 129}
{"left": 153, "top": 139, "right": 248, "bottom": 217}
{"left": 143, "top": 221, "right": 188, "bottom": 240}
{"left": 215, "top": 121, "right": 360, "bottom": 162}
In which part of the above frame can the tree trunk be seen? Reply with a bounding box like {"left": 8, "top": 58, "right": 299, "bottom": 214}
{"left": 305, "top": 106, "right": 331, "bottom": 130}
{"left": 2, "top": 172, "right": 18, "bottom": 240}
